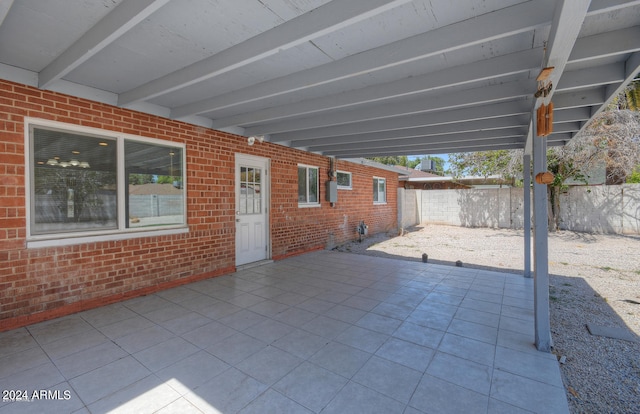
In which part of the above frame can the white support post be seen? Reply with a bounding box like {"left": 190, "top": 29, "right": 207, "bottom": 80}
{"left": 532, "top": 118, "right": 552, "bottom": 352}
{"left": 523, "top": 153, "right": 532, "bottom": 278}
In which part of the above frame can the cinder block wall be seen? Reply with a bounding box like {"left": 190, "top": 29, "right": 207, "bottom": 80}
{"left": 418, "top": 188, "right": 528, "bottom": 228}
{"left": 559, "top": 184, "right": 640, "bottom": 234}
{"left": 0, "top": 79, "right": 397, "bottom": 329}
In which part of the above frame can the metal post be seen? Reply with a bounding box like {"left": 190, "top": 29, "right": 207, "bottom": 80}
{"left": 532, "top": 119, "right": 552, "bottom": 352}
{"left": 523, "top": 153, "right": 532, "bottom": 278}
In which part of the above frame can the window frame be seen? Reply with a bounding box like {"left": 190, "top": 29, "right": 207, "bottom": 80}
{"left": 25, "top": 118, "right": 188, "bottom": 248}
{"left": 297, "top": 164, "right": 321, "bottom": 208}
{"left": 373, "top": 176, "right": 387, "bottom": 204}
{"left": 336, "top": 170, "right": 352, "bottom": 190}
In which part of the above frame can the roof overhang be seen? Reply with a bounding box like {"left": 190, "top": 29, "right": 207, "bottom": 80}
{"left": 1, "top": 0, "right": 638, "bottom": 157}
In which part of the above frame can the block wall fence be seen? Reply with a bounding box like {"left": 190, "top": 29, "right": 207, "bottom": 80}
{"left": 0, "top": 79, "right": 398, "bottom": 330}
{"left": 399, "top": 185, "right": 640, "bottom": 235}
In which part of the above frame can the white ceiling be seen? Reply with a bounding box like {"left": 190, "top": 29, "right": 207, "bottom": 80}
{"left": 1, "top": 0, "right": 639, "bottom": 158}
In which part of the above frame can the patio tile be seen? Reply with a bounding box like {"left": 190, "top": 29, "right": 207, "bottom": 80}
{"left": 86, "top": 374, "right": 180, "bottom": 414}
{"left": 156, "top": 350, "right": 229, "bottom": 394}
{"left": 1, "top": 361, "right": 65, "bottom": 392}
{"left": 122, "top": 295, "right": 173, "bottom": 314}
{"left": 296, "top": 297, "right": 336, "bottom": 314}
{"left": 133, "top": 337, "right": 199, "bottom": 372}
{"left": 69, "top": 356, "right": 150, "bottom": 405}
{"left": 353, "top": 356, "right": 422, "bottom": 403}
{"left": 0, "top": 328, "right": 38, "bottom": 358}
{"left": 356, "top": 287, "right": 392, "bottom": 301}
{"left": 321, "top": 381, "right": 405, "bottom": 414}
{"left": 181, "top": 320, "right": 238, "bottom": 349}
{"left": 314, "top": 290, "right": 352, "bottom": 304}
{"left": 154, "top": 397, "right": 204, "bottom": 414}
{"left": 79, "top": 303, "right": 138, "bottom": 328}
{"left": 160, "top": 311, "right": 213, "bottom": 335}
{"left": 426, "top": 291, "right": 464, "bottom": 306}
{"left": 247, "top": 299, "right": 290, "bottom": 318}
{"left": 455, "top": 306, "right": 501, "bottom": 328}
{"left": 438, "top": 332, "right": 495, "bottom": 367}
{"left": 40, "top": 329, "right": 109, "bottom": 360}
{"left": 371, "top": 302, "right": 413, "bottom": 320}
{"left": 54, "top": 340, "right": 128, "bottom": 379}
{"left": 274, "top": 362, "right": 348, "bottom": 412}
{"left": 323, "top": 304, "right": 367, "bottom": 324}
{"left": 356, "top": 312, "right": 402, "bottom": 335}
{"left": 243, "top": 318, "right": 296, "bottom": 343}
{"left": 0, "top": 250, "right": 569, "bottom": 414}
{"left": 427, "top": 352, "right": 493, "bottom": 395}
{"left": 499, "top": 315, "right": 534, "bottom": 336}
{"left": 410, "top": 374, "right": 489, "bottom": 414}
{"left": 494, "top": 346, "right": 563, "bottom": 387}
{"left": 197, "top": 301, "right": 243, "bottom": 320}
{"left": 309, "top": 341, "right": 372, "bottom": 379}
{"left": 335, "top": 326, "right": 389, "bottom": 353}
{"left": 27, "top": 316, "right": 93, "bottom": 344}
{"left": 271, "top": 291, "right": 310, "bottom": 306}
{"left": 272, "top": 307, "right": 317, "bottom": 327}
{"left": 206, "top": 332, "right": 266, "bottom": 365}
{"left": 490, "top": 369, "right": 569, "bottom": 414}
{"left": 97, "top": 315, "right": 156, "bottom": 339}
{"left": 272, "top": 329, "right": 327, "bottom": 359}
{"left": 406, "top": 308, "right": 454, "bottom": 331}
{"left": 375, "top": 337, "right": 434, "bottom": 372}
{"left": 238, "top": 389, "right": 313, "bottom": 414}
{"left": 0, "top": 346, "right": 49, "bottom": 379}
{"left": 393, "top": 321, "right": 444, "bottom": 349}
{"left": 227, "top": 292, "right": 267, "bottom": 308}
{"left": 301, "top": 315, "right": 350, "bottom": 339}
{"left": 236, "top": 346, "right": 303, "bottom": 385}
{"left": 219, "top": 309, "right": 268, "bottom": 331}
{"left": 142, "top": 302, "right": 191, "bottom": 323}
{"left": 459, "top": 296, "right": 503, "bottom": 314}
{"left": 186, "top": 368, "right": 267, "bottom": 414}
{"left": 341, "top": 295, "right": 380, "bottom": 311}
{"left": 447, "top": 318, "right": 498, "bottom": 345}
{"left": 114, "top": 325, "right": 176, "bottom": 354}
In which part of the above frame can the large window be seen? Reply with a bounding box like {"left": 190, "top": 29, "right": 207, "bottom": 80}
{"left": 27, "top": 120, "right": 186, "bottom": 244}
{"left": 373, "top": 177, "right": 386, "bottom": 204}
{"left": 298, "top": 164, "right": 319, "bottom": 206}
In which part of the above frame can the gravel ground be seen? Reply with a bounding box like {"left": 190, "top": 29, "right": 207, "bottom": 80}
{"left": 335, "top": 224, "right": 640, "bottom": 414}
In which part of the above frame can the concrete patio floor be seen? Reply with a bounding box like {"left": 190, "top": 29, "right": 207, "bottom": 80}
{"left": 0, "top": 250, "right": 569, "bottom": 413}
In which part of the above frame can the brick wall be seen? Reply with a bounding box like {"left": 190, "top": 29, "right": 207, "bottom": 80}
{"left": 0, "top": 79, "right": 398, "bottom": 330}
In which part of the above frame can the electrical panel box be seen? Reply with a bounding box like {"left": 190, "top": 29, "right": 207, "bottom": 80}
{"left": 325, "top": 180, "right": 337, "bottom": 203}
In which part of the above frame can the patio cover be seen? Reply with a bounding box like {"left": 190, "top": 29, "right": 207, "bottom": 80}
{"left": 1, "top": 0, "right": 639, "bottom": 351}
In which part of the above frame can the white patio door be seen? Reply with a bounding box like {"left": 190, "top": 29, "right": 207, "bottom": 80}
{"left": 235, "top": 154, "right": 269, "bottom": 266}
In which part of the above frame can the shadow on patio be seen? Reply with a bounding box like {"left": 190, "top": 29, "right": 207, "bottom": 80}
{"left": 0, "top": 250, "right": 568, "bottom": 413}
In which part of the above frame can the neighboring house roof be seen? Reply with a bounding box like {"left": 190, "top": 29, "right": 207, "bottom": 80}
{"left": 394, "top": 165, "right": 442, "bottom": 179}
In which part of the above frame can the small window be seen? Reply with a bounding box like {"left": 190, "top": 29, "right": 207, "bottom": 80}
{"left": 298, "top": 165, "right": 319, "bottom": 206}
{"left": 28, "top": 120, "right": 186, "bottom": 243}
{"left": 373, "top": 177, "right": 386, "bottom": 204}
{"left": 336, "top": 171, "right": 352, "bottom": 189}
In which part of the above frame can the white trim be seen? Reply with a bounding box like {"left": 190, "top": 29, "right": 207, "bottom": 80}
{"left": 27, "top": 227, "right": 188, "bottom": 249}
{"left": 336, "top": 170, "right": 352, "bottom": 190}
{"left": 373, "top": 176, "right": 387, "bottom": 204}
{"left": 297, "top": 164, "right": 320, "bottom": 207}
{"left": 24, "top": 117, "right": 188, "bottom": 246}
